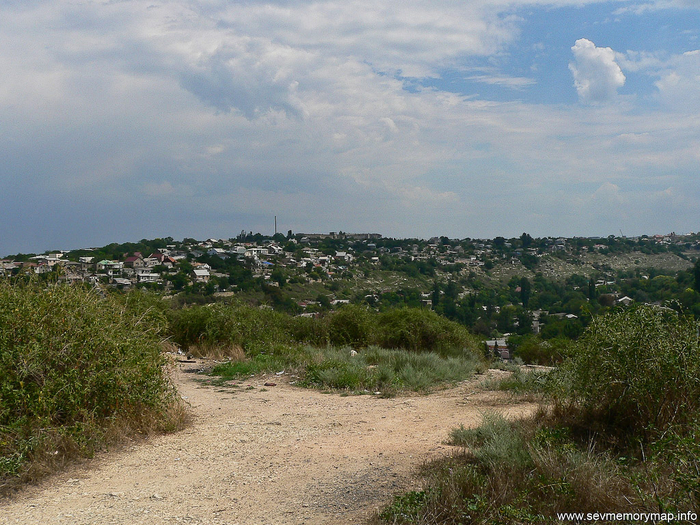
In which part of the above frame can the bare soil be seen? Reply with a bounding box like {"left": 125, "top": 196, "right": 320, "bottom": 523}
{"left": 1, "top": 361, "right": 537, "bottom": 525}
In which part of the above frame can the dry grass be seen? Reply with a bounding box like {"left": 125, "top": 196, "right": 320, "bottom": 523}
{"left": 185, "top": 343, "right": 246, "bottom": 361}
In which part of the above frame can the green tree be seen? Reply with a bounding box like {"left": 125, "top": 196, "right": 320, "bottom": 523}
{"left": 519, "top": 277, "right": 531, "bottom": 307}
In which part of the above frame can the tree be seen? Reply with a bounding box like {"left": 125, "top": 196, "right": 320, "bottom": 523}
{"left": 694, "top": 259, "right": 700, "bottom": 294}
{"left": 520, "top": 277, "right": 531, "bottom": 307}
{"left": 271, "top": 268, "right": 287, "bottom": 287}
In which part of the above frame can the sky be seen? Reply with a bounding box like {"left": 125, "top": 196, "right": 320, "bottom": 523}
{"left": 1, "top": 0, "right": 699, "bottom": 256}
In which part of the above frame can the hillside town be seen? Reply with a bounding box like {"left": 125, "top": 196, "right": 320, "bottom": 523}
{"left": 1, "top": 232, "right": 697, "bottom": 292}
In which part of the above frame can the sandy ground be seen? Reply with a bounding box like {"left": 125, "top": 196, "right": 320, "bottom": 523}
{"left": 1, "top": 361, "right": 537, "bottom": 525}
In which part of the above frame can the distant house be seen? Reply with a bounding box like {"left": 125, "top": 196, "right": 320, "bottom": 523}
{"left": 137, "top": 272, "right": 160, "bottom": 284}
{"left": 192, "top": 268, "right": 210, "bottom": 283}
{"left": 617, "top": 296, "right": 634, "bottom": 306}
{"left": 96, "top": 260, "right": 123, "bottom": 276}
{"left": 124, "top": 255, "right": 145, "bottom": 269}
{"left": 112, "top": 278, "right": 133, "bottom": 290}
{"left": 207, "top": 248, "right": 229, "bottom": 258}
{"left": 485, "top": 339, "right": 510, "bottom": 360}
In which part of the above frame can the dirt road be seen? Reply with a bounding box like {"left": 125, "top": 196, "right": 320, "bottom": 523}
{"left": 1, "top": 361, "right": 537, "bottom": 524}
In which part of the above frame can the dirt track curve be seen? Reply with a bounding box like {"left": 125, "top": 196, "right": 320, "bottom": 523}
{"left": 1, "top": 360, "right": 537, "bottom": 525}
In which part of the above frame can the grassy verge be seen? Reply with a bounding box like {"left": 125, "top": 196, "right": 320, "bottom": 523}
{"left": 210, "top": 345, "right": 487, "bottom": 395}
{"left": 171, "top": 301, "right": 487, "bottom": 394}
{"left": 376, "top": 305, "right": 700, "bottom": 524}
{"left": 478, "top": 365, "right": 551, "bottom": 402}
{"left": 0, "top": 283, "right": 187, "bottom": 494}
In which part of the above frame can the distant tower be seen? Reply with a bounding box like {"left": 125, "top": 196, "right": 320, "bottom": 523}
{"left": 275, "top": 216, "right": 277, "bottom": 236}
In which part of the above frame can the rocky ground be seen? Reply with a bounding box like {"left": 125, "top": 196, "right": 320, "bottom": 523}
{"left": 1, "top": 362, "right": 537, "bottom": 525}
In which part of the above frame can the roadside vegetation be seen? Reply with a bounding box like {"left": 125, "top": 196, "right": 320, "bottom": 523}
{"left": 0, "top": 283, "right": 187, "bottom": 494}
{"left": 376, "top": 305, "right": 700, "bottom": 524}
{"left": 170, "top": 302, "right": 488, "bottom": 394}
{"left": 0, "top": 281, "right": 488, "bottom": 491}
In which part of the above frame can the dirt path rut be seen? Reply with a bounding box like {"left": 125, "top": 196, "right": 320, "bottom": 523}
{"left": 1, "top": 362, "right": 536, "bottom": 524}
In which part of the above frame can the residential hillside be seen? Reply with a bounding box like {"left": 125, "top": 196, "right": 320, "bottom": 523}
{"left": 2, "top": 231, "right": 699, "bottom": 362}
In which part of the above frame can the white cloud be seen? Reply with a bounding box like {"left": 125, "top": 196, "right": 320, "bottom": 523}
{"left": 466, "top": 74, "right": 536, "bottom": 89}
{"left": 569, "top": 38, "right": 626, "bottom": 103}
{"left": 1, "top": 0, "right": 700, "bottom": 253}
{"left": 653, "top": 49, "right": 700, "bottom": 109}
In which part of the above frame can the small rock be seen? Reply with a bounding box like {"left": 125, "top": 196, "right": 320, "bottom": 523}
{"left": 151, "top": 493, "right": 164, "bottom": 500}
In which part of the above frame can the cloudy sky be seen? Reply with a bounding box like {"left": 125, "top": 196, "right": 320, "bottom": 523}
{"left": 1, "top": 0, "right": 699, "bottom": 255}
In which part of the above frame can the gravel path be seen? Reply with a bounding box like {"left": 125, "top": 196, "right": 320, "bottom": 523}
{"left": 1, "top": 361, "right": 537, "bottom": 524}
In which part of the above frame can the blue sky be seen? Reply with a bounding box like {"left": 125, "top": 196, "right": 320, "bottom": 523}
{"left": 1, "top": 0, "right": 699, "bottom": 255}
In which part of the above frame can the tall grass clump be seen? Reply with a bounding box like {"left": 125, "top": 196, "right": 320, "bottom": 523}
{"left": 0, "top": 282, "right": 184, "bottom": 492}
{"left": 302, "top": 346, "right": 486, "bottom": 393}
{"left": 211, "top": 344, "right": 486, "bottom": 395}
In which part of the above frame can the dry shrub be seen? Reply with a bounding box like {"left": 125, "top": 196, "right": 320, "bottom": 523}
{"left": 186, "top": 343, "right": 246, "bottom": 361}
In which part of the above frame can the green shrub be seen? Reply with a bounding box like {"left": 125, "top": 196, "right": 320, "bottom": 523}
{"left": 327, "top": 304, "right": 375, "bottom": 348}
{"left": 0, "top": 282, "right": 182, "bottom": 489}
{"left": 449, "top": 412, "right": 532, "bottom": 469}
{"left": 375, "top": 307, "right": 480, "bottom": 357}
{"left": 167, "top": 302, "right": 293, "bottom": 355}
{"left": 288, "top": 315, "right": 329, "bottom": 347}
{"left": 553, "top": 305, "right": 700, "bottom": 439}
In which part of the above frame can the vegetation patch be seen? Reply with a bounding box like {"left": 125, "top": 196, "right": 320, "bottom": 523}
{"left": 376, "top": 305, "right": 700, "bottom": 524}
{"left": 212, "top": 345, "right": 486, "bottom": 395}
{"left": 0, "top": 283, "right": 186, "bottom": 493}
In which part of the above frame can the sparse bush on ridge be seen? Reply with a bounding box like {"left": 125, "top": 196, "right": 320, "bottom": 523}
{"left": 327, "top": 304, "right": 374, "bottom": 348}
{"left": 0, "top": 282, "right": 186, "bottom": 493}
{"left": 166, "top": 302, "right": 294, "bottom": 356}
{"left": 375, "top": 307, "right": 477, "bottom": 357}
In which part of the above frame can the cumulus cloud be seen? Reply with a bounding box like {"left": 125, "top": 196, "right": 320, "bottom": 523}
{"left": 178, "top": 39, "right": 311, "bottom": 118}
{"left": 569, "top": 38, "right": 626, "bottom": 103}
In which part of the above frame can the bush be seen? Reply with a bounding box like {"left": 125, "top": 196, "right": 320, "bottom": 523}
{"left": 553, "top": 305, "right": 700, "bottom": 439}
{"left": 167, "top": 302, "right": 293, "bottom": 356}
{"left": 327, "top": 304, "right": 375, "bottom": 348}
{"left": 375, "top": 307, "right": 480, "bottom": 357}
{"left": 0, "top": 282, "right": 183, "bottom": 490}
